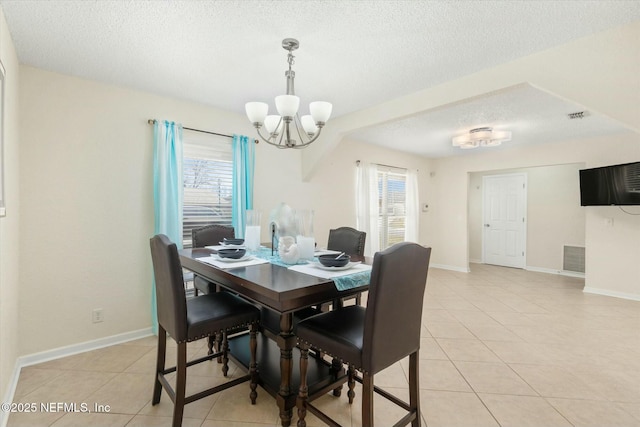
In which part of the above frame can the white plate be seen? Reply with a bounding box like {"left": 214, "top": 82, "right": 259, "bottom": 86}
{"left": 215, "top": 254, "right": 254, "bottom": 263}
{"left": 310, "top": 261, "right": 361, "bottom": 271}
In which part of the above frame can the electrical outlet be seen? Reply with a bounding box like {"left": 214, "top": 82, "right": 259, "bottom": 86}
{"left": 92, "top": 308, "right": 104, "bottom": 323}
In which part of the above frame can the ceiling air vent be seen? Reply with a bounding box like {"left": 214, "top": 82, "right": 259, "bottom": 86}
{"left": 568, "top": 111, "right": 589, "bottom": 119}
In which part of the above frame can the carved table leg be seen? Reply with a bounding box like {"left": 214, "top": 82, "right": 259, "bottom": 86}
{"left": 297, "top": 343, "right": 310, "bottom": 427}
{"left": 277, "top": 313, "right": 294, "bottom": 427}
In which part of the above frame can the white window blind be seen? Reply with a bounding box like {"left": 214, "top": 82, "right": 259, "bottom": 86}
{"left": 182, "top": 132, "right": 233, "bottom": 248}
{"left": 377, "top": 165, "right": 407, "bottom": 249}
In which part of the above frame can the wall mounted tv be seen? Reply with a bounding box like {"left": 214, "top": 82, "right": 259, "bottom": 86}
{"left": 579, "top": 161, "right": 640, "bottom": 206}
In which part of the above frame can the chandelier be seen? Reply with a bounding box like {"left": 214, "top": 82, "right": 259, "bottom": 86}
{"left": 245, "top": 38, "right": 332, "bottom": 149}
{"left": 452, "top": 127, "right": 512, "bottom": 149}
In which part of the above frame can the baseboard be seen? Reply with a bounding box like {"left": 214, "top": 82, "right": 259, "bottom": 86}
{"left": 430, "top": 263, "right": 470, "bottom": 273}
{"left": 18, "top": 328, "right": 154, "bottom": 368}
{"left": 1, "top": 327, "right": 153, "bottom": 427}
{"left": 583, "top": 287, "right": 640, "bottom": 302}
{"left": 525, "top": 266, "right": 585, "bottom": 278}
{"left": 469, "top": 259, "right": 482, "bottom": 264}
{"left": 0, "top": 361, "right": 22, "bottom": 427}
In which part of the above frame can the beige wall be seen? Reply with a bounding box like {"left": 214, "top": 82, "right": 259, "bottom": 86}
{"left": 468, "top": 164, "right": 586, "bottom": 271}
{"left": 0, "top": 7, "right": 20, "bottom": 406}
{"left": 17, "top": 66, "right": 432, "bottom": 356}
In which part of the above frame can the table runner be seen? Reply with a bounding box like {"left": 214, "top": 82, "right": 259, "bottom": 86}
{"left": 288, "top": 263, "right": 372, "bottom": 291}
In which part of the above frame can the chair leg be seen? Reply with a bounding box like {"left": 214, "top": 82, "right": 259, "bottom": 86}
{"left": 355, "top": 293, "right": 362, "bottom": 306}
{"left": 249, "top": 323, "right": 258, "bottom": 404}
{"left": 152, "top": 326, "right": 167, "bottom": 405}
{"left": 331, "top": 358, "right": 343, "bottom": 396}
{"left": 207, "top": 335, "right": 214, "bottom": 356}
{"left": 347, "top": 364, "right": 356, "bottom": 404}
{"left": 409, "top": 351, "right": 421, "bottom": 427}
{"left": 194, "top": 288, "right": 199, "bottom": 296}
{"left": 297, "top": 343, "right": 310, "bottom": 427}
{"left": 215, "top": 332, "right": 223, "bottom": 363}
{"left": 173, "top": 342, "right": 187, "bottom": 427}
{"left": 221, "top": 331, "right": 230, "bottom": 377}
{"left": 362, "top": 372, "right": 374, "bottom": 427}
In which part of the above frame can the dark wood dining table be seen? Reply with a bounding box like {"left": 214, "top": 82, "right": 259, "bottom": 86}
{"left": 179, "top": 248, "right": 368, "bottom": 427}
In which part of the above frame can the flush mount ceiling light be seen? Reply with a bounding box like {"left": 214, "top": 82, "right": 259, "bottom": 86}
{"left": 245, "top": 38, "right": 332, "bottom": 149}
{"left": 452, "top": 127, "right": 512, "bottom": 149}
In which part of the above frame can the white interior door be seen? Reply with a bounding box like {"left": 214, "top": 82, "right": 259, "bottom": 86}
{"left": 483, "top": 173, "right": 527, "bottom": 268}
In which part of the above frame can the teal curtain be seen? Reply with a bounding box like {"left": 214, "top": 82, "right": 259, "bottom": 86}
{"left": 231, "top": 135, "right": 255, "bottom": 238}
{"left": 152, "top": 120, "right": 183, "bottom": 334}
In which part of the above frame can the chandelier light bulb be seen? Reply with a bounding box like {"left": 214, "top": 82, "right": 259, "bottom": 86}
{"left": 264, "top": 115, "right": 283, "bottom": 135}
{"left": 301, "top": 115, "right": 318, "bottom": 136}
{"left": 245, "top": 102, "right": 268, "bottom": 125}
{"left": 309, "top": 101, "right": 332, "bottom": 125}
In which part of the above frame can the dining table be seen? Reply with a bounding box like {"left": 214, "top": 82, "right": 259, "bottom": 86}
{"left": 179, "top": 247, "right": 370, "bottom": 427}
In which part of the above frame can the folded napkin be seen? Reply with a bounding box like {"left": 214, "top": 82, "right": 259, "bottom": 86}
{"left": 288, "top": 263, "right": 372, "bottom": 291}
{"left": 205, "top": 244, "right": 244, "bottom": 251}
{"left": 197, "top": 256, "right": 269, "bottom": 270}
{"left": 313, "top": 249, "right": 342, "bottom": 256}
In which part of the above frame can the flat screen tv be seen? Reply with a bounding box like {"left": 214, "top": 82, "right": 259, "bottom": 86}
{"left": 579, "top": 161, "right": 640, "bottom": 206}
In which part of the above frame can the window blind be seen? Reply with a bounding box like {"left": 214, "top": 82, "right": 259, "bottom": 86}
{"left": 376, "top": 165, "right": 407, "bottom": 249}
{"left": 182, "top": 132, "right": 233, "bottom": 247}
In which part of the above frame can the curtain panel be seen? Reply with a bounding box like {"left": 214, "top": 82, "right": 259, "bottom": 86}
{"left": 152, "top": 120, "right": 184, "bottom": 334}
{"left": 231, "top": 134, "right": 255, "bottom": 238}
{"left": 405, "top": 168, "right": 420, "bottom": 242}
{"left": 356, "top": 162, "right": 380, "bottom": 256}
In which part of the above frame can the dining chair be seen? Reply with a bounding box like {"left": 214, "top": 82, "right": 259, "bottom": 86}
{"left": 327, "top": 226, "right": 366, "bottom": 306}
{"left": 295, "top": 242, "right": 432, "bottom": 427}
{"left": 150, "top": 234, "right": 260, "bottom": 427}
{"left": 327, "top": 226, "right": 366, "bottom": 258}
{"left": 191, "top": 224, "right": 235, "bottom": 295}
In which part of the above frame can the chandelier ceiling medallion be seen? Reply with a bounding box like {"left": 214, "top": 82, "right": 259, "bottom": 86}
{"left": 245, "top": 38, "right": 332, "bottom": 149}
{"left": 452, "top": 127, "right": 512, "bottom": 149}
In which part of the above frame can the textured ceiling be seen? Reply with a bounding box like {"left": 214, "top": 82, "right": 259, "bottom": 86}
{"left": 348, "top": 84, "right": 630, "bottom": 157}
{"left": 1, "top": 1, "right": 639, "bottom": 156}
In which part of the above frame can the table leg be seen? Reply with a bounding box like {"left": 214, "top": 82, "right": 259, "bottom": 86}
{"left": 277, "top": 313, "right": 294, "bottom": 427}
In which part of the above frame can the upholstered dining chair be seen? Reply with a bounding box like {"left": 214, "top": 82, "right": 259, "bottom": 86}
{"left": 191, "top": 224, "right": 235, "bottom": 295}
{"left": 327, "top": 226, "right": 366, "bottom": 258}
{"left": 295, "top": 242, "right": 432, "bottom": 427}
{"left": 150, "top": 234, "right": 260, "bottom": 427}
{"left": 327, "top": 226, "right": 366, "bottom": 306}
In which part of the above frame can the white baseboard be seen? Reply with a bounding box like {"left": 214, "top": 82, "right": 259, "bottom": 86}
{"left": 1, "top": 327, "right": 153, "bottom": 427}
{"left": 19, "top": 328, "right": 154, "bottom": 368}
{"left": 525, "top": 266, "right": 585, "bottom": 278}
{"left": 469, "top": 259, "right": 482, "bottom": 264}
{"left": 1, "top": 362, "right": 22, "bottom": 427}
{"left": 430, "top": 263, "right": 470, "bottom": 273}
{"left": 583, "top": 287, "right": 640, "bottom": 302}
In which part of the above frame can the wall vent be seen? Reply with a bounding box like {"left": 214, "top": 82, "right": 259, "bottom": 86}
{"left": 568, "top": 111, "right": 589, "bottom": 120}
{"left": 563, "top": 245, "right": 585, "bottom": 273}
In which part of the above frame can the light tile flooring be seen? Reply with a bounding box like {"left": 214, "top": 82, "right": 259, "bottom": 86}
{"left": 7, "top": 264, "right": 640, "bottom": 427}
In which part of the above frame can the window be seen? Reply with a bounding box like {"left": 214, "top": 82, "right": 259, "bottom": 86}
{"left": 182, "top": 132, "right": 233, "bottom": 248}
{"left": 377, "top": 165, "right": 407, "bottom": 249}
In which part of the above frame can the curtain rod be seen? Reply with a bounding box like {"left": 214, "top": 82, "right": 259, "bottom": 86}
{"left": 147, "top": 119, "right": 258, "bottom": 144}
{"left": 356, "top": 160, "right": 406, "bottom": 170}
{"left": 356, "top": 160, "right": 418, "bottom": 172}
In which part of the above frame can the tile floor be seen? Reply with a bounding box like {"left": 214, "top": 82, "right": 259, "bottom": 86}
{"left": 7, "top": 264, "right": 640, "bottom": 427}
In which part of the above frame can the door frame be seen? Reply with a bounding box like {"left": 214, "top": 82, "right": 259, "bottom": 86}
{"left": 481, "top": 172, "right": 528, "bottom": 268}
